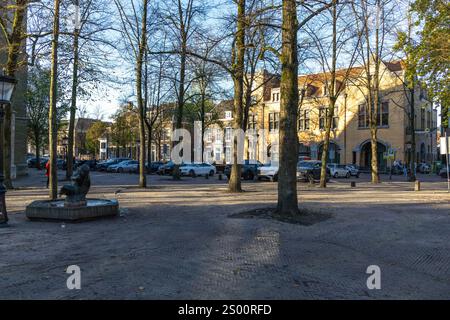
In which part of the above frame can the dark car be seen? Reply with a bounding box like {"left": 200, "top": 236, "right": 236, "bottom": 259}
{"left": 57, "top": 159, "right": 67, "bottom": 170}
{"left": 146, "top": 161, "right": 164, "bottom": 173}
{"left": 96, "top": 158, "right": 130, "bottom": 171}
{"left": 157, "top": 161, "right": 175, "bottom": 175}
{"left": 75, "top": 159, "right": 97, "bottom": 170}
{"left": 224, "top": 160, "right": 263, "bottom": 180}
{"left": 297, "top": 160, "right": 330, "bottom": 182}
{"left": 27, "top": 157, "right": 48, "bottom": 169}
{"left": 439, "top": 165, "right": 450, "bottom": 179}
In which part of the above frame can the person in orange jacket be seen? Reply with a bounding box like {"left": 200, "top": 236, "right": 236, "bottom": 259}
{"left": 45, "top": 160, "right": 50, "bottom": 188}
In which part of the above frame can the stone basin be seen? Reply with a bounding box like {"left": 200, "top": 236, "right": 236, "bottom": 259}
{"left": 25, "top": 198, "right": 119, "bottom": 222}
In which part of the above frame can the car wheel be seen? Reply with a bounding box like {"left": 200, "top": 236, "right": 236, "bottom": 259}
{"left": 243, "top": 171, "right": 251, "bottom": 180}
{"left": 334, "top": 172, "right": 339, "bottom": 178}
{"left": 226, "top": 174, "right": 230, "bottom": 179}
{"left": 190, "top": 170, "right": 196, "bottom": 178}
{"left": 307, "top": 173, "right": 314, "bottom": 184}
{"left": 272, "top": 174, "right": 278, "bottom": 182}
{"left": 209, "top": 170, "right": 214, "bottom": 176}
{"left": 356, "top": 173, "right": 359, "bottom": 178}
{"left": 118, "top": 167, "right": 123, "bottom": 173}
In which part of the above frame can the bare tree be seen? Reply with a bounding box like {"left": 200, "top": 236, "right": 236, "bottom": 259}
{"left": 114, "top": 0, "right": 149, "bottom": 188}
{"left": 305, "top": 0, "right": 361, "bottom": 187}
{"left": 48, "top": 0, "right": 61, "bottom": 200}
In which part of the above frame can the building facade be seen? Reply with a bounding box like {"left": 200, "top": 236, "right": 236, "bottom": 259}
{"left": 205, "top": 63, "right": 437, "bottom": 170}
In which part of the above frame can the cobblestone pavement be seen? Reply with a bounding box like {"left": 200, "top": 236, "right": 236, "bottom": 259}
{"left": 1, "top": 169, "right": 449, "bottom": 299}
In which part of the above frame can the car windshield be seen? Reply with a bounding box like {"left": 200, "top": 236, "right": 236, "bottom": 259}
{"left": 298, "top": 161, "right": 314, "bottom": 168}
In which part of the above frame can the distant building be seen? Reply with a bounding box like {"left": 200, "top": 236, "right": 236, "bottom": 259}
{"left": 0, "top": 1, "right": 28, "bottom": 178}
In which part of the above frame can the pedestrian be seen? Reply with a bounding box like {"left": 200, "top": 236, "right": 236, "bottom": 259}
{"left": 45, "top": 160, "right": 50, "bottom": 188}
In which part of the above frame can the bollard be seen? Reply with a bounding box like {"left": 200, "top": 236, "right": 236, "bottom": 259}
{"left": 218, "top": 174, "right": 222, "bottom": 180}
{"left": 414, "top": 180, "right": 420, "bottom": 191}
{"left": 351, "top": 181, "right": 356, "bottom": 188}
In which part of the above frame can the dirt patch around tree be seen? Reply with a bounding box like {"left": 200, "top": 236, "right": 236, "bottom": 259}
{"left": 229, "top": 207, "right": 333, "bottom": 226}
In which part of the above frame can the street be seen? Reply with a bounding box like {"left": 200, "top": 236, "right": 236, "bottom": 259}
{"left": 1, "top": 169, "right": 449, "bottom": 299}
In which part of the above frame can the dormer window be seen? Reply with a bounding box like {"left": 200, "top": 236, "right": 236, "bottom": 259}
{"left": 272, "top": 92, "right": 280, "bottom": 102}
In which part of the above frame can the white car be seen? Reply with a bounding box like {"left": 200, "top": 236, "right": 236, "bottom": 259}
{"left": 180, "top": 163, "right": 216, "bottom": 177}
{"left": 327, "top": 163, "right": 351, "bottom": 178}
{"left": 257, "top": 163, "right": 279, "bottom": 181}
{"left": 108, "top": 160, "right": 139, "bottom": 173}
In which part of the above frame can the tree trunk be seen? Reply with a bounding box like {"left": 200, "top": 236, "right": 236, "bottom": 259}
{"left": 201, "top": 92, "right": 205, "bottom": 163}
{"left": 35, "top": 135, "right": 41, "bottom": 170}
{"left": 319, "top": 0, "right": 337, "bottom": 188}
{"left": 3, "top": 0, "right": 27, "bottom": 189}
{"left": 409, "top": 88, "right": 416, "bottom": 181}
{"left": 172, "top": 1, "right": 188, "bottom": 180}
{"left": 136, "top": 0, "right": 148, "bottom": 188}
{"left": 277, "top": 0, "right": 299, "bottom": 216}
{"left": 228, "top": 0, "right": 245, "bottom": 193}
{"left": 67, "top": 12, "right": 80, "bottom": 180}
{"left": 147, "top": 125, "right": 152, "bottom": 173}
{"left": 48, "top": 0, "right": 61, "bottom": 200}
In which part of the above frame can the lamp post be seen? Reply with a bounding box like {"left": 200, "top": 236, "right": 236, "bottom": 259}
{"left": 0, "top": 74, "right": 17, "bottom": 226}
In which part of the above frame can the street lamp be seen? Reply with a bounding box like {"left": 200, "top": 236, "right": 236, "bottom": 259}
{"left": 0, "top": 73, "right": 17, "bottom": 226}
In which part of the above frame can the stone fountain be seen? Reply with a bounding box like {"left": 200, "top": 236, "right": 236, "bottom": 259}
{"left": 26, "top": 164, "right": 119, "bottom": 221}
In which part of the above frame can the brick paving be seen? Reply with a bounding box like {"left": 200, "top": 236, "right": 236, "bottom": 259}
{"left": 0, "top": 169, "right": 449, "bottom": 299}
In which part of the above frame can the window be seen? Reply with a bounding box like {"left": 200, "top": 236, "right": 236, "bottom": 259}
{"left": 319, "top": 107, "right": 338, "bottom": 130}
{"left": 427, "top": 111, "right": 432, "bottom": 129}
{"left": 206, "top": 130, "right": 212, "bottom": 142}
{"left": 225, "top": 111, "right": 232, "bottom": 120}
{"left": 358, "top": 103, "right": 388, "bottom": 128}
{"left": 377, "top": 102, "right": 389, "bottom": 127}
{"left": 269, "top": 112, "right": 279, "bottom": 132}
{"left": 215, "top": 147, "right": 221, "bottom": 162}
{"left": 215, "top": 128, "right": 222, "bottom": 142}
{"left": 225, "top": 127, "right": 231, "bottom": 142}
{"left": 323, "top": 85, "right": 328, "bottom": 96}
{"left": 272, "top": 92, "right": 280, "bottom": 102}
{"left": 248, "top": 114, "right": 256, "bottom": 130}
{"left": 420, "top": 108, "right": 425, "bottom": 130}
{"left": 319, "top": 108, "right": 326, "bottom": 130}
{"left": 100, "top": 142, "right": 106, "bottom": 149}
{"left": 299, "top": 109, "right": 310, "bottom": 131}
{"left": 358, "top": 104, "right": 368, "bottom": 128}
{"left": 225, "top": 147, "right": 231, "bottom": 163}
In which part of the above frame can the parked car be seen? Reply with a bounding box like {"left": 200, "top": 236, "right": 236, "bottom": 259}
{"left": 96, "top": 158, "right": 130, "bottom": 171}
{"left": 74, "top": 160, "right": 97, "bottom": 170}
{"left": 257, "top": 163, "right": 279, "bottom": 181}
{"left": 417, "top": 162, "right": 431, "bottom": 174}
{"left": 56, "top": 159, "right": 67, "bottom": 170}
{"left": 297, "top": 160, "right": 330, "bottom": 182}
{"left": 108, "top": 160, "right": 139, "bottom": 173}
{"left": 157, "top": 161, "right": 176, "bottom": 175}
{"left": 180, "top": 163, "right": 216, "bottom": 177}
{"left": 223, "top": 160, "right": 263, "bottom": 180}
{"left": 146, "top": 161, "right": 164, "bottom": 173}
{"left": 27, "top": 157, "right": 48, "bottom": 168}
{"left": 345, "top": 164, "right": 360, "bottom": 178}
{"left": 327, "top": 163, "right": 351, "bottom": 178}
{"left": 391, "top": 163, "right": 407, "bottom": 175}
{"left": 439, "top": 165, "right": 449, "bottom": 179}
